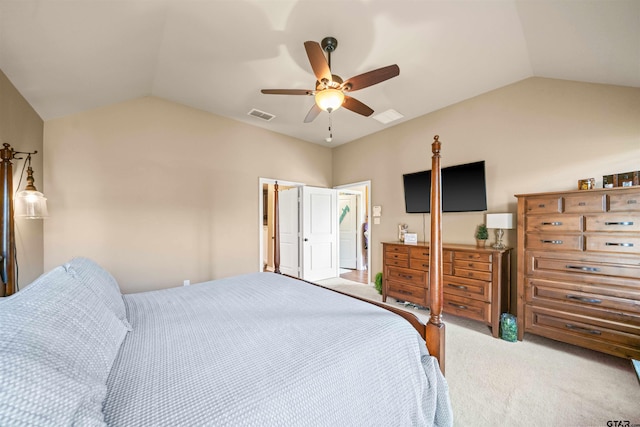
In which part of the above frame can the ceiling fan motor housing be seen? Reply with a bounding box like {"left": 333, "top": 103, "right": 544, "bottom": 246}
{"left": 321, "top": 37, "right": 338, "bottom": 53}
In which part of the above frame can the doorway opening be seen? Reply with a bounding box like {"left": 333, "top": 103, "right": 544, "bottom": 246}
{"left": 335, "top": 181, "right": 371, "bottom": 285}
{"left": 259, "top": 178, "right": 371, "bottom": 286}
{"left": 259, "top": 178, "right": 303, "bottom": 275}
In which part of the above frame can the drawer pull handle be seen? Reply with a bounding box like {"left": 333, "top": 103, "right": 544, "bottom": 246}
{"left": 578, "top": 202, "right": 586, "bottom": 206}
{"left": 398, "top": 274, "right": 413, "bottom": 280}
{"left": 565, "top": 324, "right": 601, "bottom": 335}
{"left": 541, "top": 221, "right": 562, "bottom": 226}
{"left": 421, "top": 263, "right": 429, "bottom": 268}
{"left": 565, "top": 265, "right": 600, "bottom": 272}
{"left": 628, "top": 200, "right": 637, "bottom": 204}
{"left": 448, "top": 302, "right": 468, "bottom": 310}
{"left": 604, "top": 221, "right": 633, "bottom": 226}
{"left": 447, "top": 283, "right": 468, "bottom": 290}
{"left": 541, "top": 239, "right": 563, "bottom": 244}
{"left": 399, "top": 290, "right": 412, "bottom": 295}
{"left": 605, "top": 242, "right": 634, "bottom": 247}
{"left": 566, "top": 295, "right": 602, "bottom": 304}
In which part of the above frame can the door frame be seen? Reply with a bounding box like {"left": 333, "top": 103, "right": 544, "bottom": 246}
{"left": 258, "top": 178, "right": 304, "bottom": 272}
{"left": 338, "top": 191, "right": 360, "bottom": 270}
{"left": 259, "top": 178, "right": 372, "bottom": 285}
{"left": 334, "top": 180, "right": 372, "bottom": 285}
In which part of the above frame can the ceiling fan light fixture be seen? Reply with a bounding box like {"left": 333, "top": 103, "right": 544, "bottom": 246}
{"left": 315, "top": 89, "right": 344, "bottom": 113}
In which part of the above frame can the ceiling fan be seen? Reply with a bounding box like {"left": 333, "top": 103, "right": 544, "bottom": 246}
{"left": 261, "top": 37, "right": 400, "bottom": 123}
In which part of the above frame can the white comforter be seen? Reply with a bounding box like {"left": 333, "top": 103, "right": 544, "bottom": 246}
{"left": 103, "top": 272, "right": 453, "bottom": 426}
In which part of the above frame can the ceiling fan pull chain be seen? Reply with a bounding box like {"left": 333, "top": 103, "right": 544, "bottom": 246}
{"left": 326, "top": 115, "right": 333, "bottom": 143}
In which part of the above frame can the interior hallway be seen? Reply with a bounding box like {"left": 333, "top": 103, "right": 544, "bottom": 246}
{"left": 339, "top": 268, "right": 369, "bottom": 284}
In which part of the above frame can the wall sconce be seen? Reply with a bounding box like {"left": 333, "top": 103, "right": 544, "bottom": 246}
{"left": 14, "top": 156, "right": 48, "bottom": 219}
{"left": 1, "top": 142, "right": 48, "bottom": 296}
{"left": 485, "top": 213, "right": 514, "bottom": 249}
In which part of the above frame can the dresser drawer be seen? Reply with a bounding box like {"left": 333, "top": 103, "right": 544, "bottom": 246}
{"left": 584, "top": 214, "right": 640, "bottom": 232}
{"left": 525, "top": 305, "right": 640, "bottom": 359}
{"left": 526, "top": 277, "right": 640, "bottom": 321}
{"left": 385, "top": 245, "right": 409, "bottom": 255}
{"left": 384, "top": 246, "right": 409, "bottom": 266}
{"left": 525, "top": 196, "right": 563, "bottom": 214}
{"left": 563, "top": 193, "right": 605, "bottom": 213}
{"left": 528, "top": 253, "right": 640, "bottom": 281}
{"left": 453, "top": 267, "right": 492, "bottom": 282}
{"left": 386, "top": 280, "right": 426, "bottom": 304}
{"left": 443, "top": 275, "right": 490, "bottom": 302}
{"left": 409, "top": 246, "right": 430, "bottom": 260}
{"left": 525, "top": 233, "right": 583, "bottom": 251}
{"left": 454, "top": 251, "right": 492, "bottom": 263}
{"left": 585, "top": 234, "right": 640, "bottom": 255}
{"left": 444, "top": 294, "right": 490, "bottom": 323}
{"left": 409, "top": 257, "right": 430, "bottom": 271}
{"left": 526, "top": 215, "right": 583, "bottom": 232}
{"left": 453, "top": 258, "right": 491, "bottom": 272}
{"left": 608, "top": 192, "right": 640, "bottom": 212}
{"left": 385, "top": 266, "right": 425, "bottom": 286}
{"left": 385, "top": 257, "right": 408, "bottom": 268}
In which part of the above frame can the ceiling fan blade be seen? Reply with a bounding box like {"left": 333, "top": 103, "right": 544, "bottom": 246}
{"left": 342, "top": 64, "right": 400, "bottom": 92}
{"left": 343, "top": 96, "right": 374, "bottom": 117}
{"left": 304, "top": 41, "right": 332, "bottom": 84}
{"left": 304, "top": 104, "right": 322, "bottom": 123}
{"left": 261, "top": 89, "right": 314, "bottom": 95}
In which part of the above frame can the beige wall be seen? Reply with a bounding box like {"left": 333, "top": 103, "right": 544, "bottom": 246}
{"left": 332, "top": 77, "right": 640, "bottom": 291}
{"left": 0, "top": 69, "right": 45, "bottom": 289}
{"left": 37, "top": 78, "right": 640, "bottom": 297}
{"left": 44, "top": 97, "right": 332, "bottom": 293}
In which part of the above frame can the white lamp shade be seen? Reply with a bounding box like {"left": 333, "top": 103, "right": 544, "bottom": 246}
{"left": 486, "top": 213, "right": 513, "bottom": 229}
{"left": 15, "top": 189, "right": 48, "bottom": 219}
{"left": 315, "top": 88, "right": 345, "bottom": 112}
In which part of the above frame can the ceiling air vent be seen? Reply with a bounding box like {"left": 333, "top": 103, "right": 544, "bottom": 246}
{"left": 248, "top": 109, "right": 275, "bottom": 122}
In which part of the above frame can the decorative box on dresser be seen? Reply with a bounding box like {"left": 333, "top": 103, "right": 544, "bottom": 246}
{"left": 516, "top": 186, "right": 640, "bottom": 359}
{"left": 382, "top": 242, "right": 511, "bottom": 338}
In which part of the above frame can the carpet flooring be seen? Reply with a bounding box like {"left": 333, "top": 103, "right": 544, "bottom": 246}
{"left": 315, "top": 278, "right": 640, "bottom": 427}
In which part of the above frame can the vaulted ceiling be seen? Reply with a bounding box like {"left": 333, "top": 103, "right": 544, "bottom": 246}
{"left": 1, "top": 0, "right": 638, "bottom": 146}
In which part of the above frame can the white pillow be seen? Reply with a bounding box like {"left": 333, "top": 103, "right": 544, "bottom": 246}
{"left": 64, "top": 257, "right": 132, "bottom": 330}
{"left": 0, "top": 266, "right": 129, "bottom": 424}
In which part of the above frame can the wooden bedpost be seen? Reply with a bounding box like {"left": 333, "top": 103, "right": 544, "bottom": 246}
{"left": 273, "top": 181, "right": 281, "bottom": 274}
{"left": 426, "top": 135, "right": 445, "bottom": 375}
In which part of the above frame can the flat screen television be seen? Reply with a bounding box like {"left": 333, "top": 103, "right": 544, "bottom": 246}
{"left": 403, "top": 160, "right": 487, "bottom": 213}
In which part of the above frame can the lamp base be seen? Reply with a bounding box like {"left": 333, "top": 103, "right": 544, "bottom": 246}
{"left": 492, "top": 228, "right": 505, "bottom": 249}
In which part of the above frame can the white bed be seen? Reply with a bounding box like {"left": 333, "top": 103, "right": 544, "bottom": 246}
{"left": 1, "top": 136, "right": 451, "bottom": 426}
{"left": 0, "top": 258, "right": 452, "bottom": 426}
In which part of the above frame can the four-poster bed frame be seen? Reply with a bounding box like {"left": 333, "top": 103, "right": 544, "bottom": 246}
{"left": 272, "top": 135, "right": 445, "bottom": 372}
{"left": 0, "top": 136, "right": 451, "bottom": 426}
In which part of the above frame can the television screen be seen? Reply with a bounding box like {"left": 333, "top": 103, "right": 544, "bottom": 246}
{"left": 403, "top": 161, "right": 487, "bottom": 213}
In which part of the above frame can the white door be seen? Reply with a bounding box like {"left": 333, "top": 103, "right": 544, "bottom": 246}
{"left": 278, "top": 187, "right": 300, "bottom": 277}
{"left": 339, "top": 194, "right": 358, "bottom": 269}
{"left": 301, "top": 186, "right": 338, "bottom": 281}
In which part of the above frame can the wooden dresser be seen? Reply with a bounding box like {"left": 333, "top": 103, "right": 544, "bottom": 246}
{"left": 382, "top": 242, "right": 511, "bottom": 338}
{"left": 516, "top": 186, "right": 640, "bottom": 359}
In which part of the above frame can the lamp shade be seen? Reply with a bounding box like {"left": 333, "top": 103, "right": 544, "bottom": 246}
{"left": 486, "top": 213, "right": 513, "bottom": 229}
{"left": 315, "top": 88, "right": 344, "bottom": 112}
{"left": 14, "top": 189, "right": 48, "bottom": 219}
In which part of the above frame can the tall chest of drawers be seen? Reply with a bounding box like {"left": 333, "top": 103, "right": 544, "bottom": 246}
{"left": 382, "top": 242, "right": 511, "bottom": 338}
{"left": 516, "top": 186, "right": 640, "bottom": 359}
